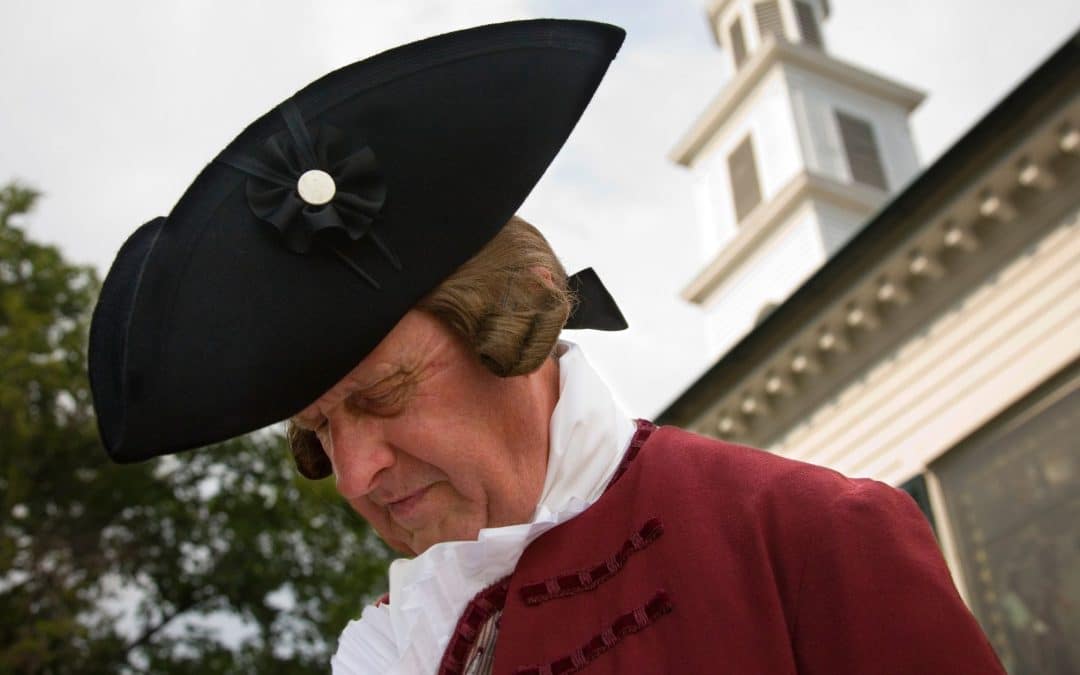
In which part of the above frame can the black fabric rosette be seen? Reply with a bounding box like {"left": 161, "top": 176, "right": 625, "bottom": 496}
{"left": 247, "top": 126, "right": 385, "bottom": 254}
{"left": 220, "top": 99, "right": 394, "bottom": 286}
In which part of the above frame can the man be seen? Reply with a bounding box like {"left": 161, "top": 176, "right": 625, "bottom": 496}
{"left": 89, "top": 19, "right": 1005, "bottom": 674}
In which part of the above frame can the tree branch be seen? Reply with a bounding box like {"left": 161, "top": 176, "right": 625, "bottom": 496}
{"left": 120, "top": 594, "right": 212, "bottom": 661}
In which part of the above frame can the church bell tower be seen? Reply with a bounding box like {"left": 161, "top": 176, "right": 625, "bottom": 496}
{"left": 673, "top": 0, "right": 924, "bottom": 354}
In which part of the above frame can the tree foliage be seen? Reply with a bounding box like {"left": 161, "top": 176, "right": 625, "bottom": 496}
{"left": 0, "top": 183, "right": 391, "bottom": 674}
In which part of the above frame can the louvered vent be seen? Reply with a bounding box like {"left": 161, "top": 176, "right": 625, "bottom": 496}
{"left": 795, "top": 1, "right": 823, "bottom": 49}
{"left": 755, "top": 1, "right": 785, "bottom": 43}
{"left": 730, "top": 17, "right": 748, "bottom": 69}
{"left": 728, "top": 135, "right": 763, "bottom": 223}
{"left": 836, "top": 111, "right": 888, "bottom": 190}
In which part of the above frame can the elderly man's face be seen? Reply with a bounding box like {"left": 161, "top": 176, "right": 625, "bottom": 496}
{"left": 292, "top": 310, "right": 558, "bottom": 555}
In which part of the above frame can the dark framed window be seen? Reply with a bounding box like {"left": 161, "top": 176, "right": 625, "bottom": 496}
{"left": 836, "top": 110, "right": 888, "bottom": 190}
{"left": 727, "top": 135, "right": 762, "bottom": 223}
{"left": 795, "top": 1, "right": 823, "bottom": 49}
{"left": 729, "top": 17, "right": 748, "bottom": 69}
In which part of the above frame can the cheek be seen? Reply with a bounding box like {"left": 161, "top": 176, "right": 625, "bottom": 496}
{"left": 390, "top": 405, "right": 486, "bottom": 487}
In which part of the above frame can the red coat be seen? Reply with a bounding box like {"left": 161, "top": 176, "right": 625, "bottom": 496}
{"left": 440, "top": 423, "right": 1004, "bottom": 674}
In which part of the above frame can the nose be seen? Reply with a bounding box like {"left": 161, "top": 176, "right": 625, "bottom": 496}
{"left": 324, "top": 413, "right": 396, "bottom": 500}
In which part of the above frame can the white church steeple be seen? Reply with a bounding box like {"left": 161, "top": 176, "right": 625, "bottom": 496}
{"left": 673, "top": 0, "right": 924, "bottom": 355}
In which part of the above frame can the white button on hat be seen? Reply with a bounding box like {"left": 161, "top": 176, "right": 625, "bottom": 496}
{"left": 296, "top": 169, "right": 336, "bottom": 205}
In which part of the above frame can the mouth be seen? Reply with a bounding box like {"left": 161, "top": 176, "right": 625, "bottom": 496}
{"left": 386, "top": 485, "right": 433, "bottom": 520}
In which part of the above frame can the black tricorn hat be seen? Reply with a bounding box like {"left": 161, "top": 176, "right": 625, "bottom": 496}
{"left": 88, "top": 19, "right": 627, "bottom": 464}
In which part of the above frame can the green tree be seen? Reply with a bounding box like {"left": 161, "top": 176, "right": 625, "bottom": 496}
{"left": 0, "top": 183, "right": 391, "bottom": 674}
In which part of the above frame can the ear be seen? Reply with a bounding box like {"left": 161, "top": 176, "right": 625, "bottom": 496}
{"left": 288, "top": 424, "right": 334, "bottom": 479}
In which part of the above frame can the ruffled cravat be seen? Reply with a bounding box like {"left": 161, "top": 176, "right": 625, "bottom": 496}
{"left": 332, "top": 342, "right": 635, "bottom": 674}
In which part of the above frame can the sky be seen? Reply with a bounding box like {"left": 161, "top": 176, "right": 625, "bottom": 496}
{"left": 2, "top": 0, "right": 1078, "bottom": 418}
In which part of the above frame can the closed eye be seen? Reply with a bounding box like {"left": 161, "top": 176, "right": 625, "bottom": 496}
{"left": 345, "top": 367, "right": 417, "bottom": 418}
{"left": 347, "top": 388, "right": 408, "bottom": 417}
